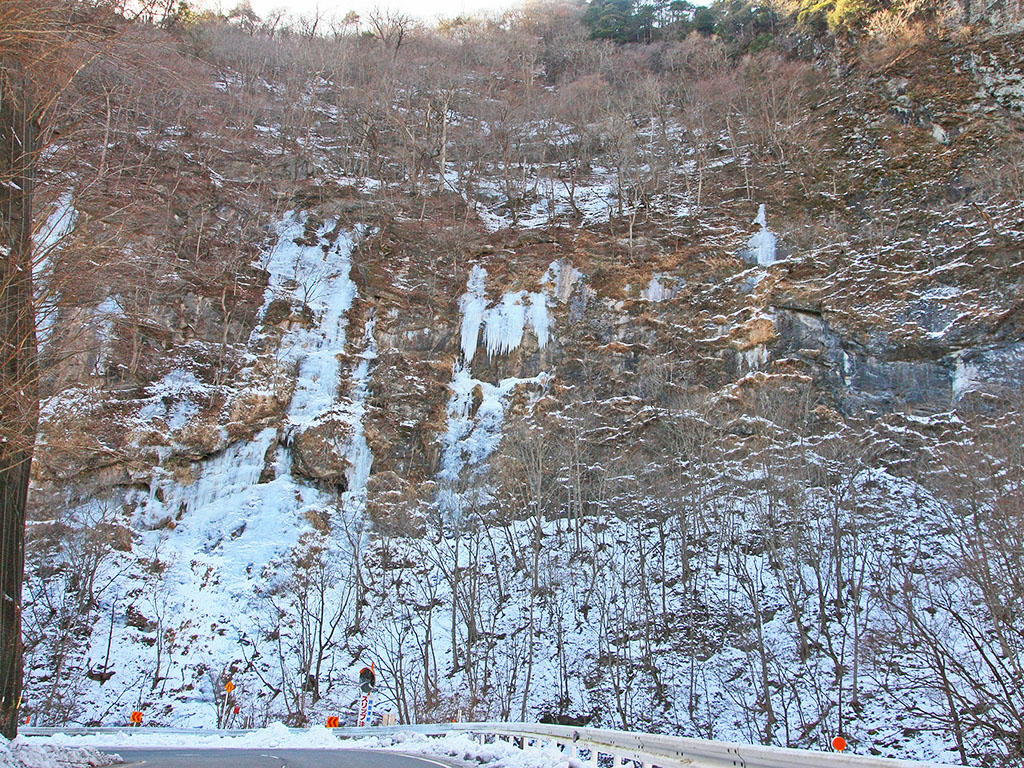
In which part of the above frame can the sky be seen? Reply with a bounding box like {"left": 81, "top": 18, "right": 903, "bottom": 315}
{"left": 243, "top": 0, "right": 525, "bottom": 24}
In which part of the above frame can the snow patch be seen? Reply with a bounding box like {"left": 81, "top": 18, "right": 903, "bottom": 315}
{"left": 386, "top": 732, "right": 582, "bottom": 768}
{"left": 0, "top": 737, "right": 118, "bottom": 768}
{"left": 137, "top": 369, "right": 211, "bottom": 431}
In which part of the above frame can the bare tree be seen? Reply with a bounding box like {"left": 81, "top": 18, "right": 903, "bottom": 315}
{"left": 366, "top": 8, "right": 412, "bottom": 63}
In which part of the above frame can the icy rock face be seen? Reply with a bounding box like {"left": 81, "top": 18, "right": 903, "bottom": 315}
{"left": 745, "top": 204, "right": 777, "bottom": 266}
{"left": 542, "top": 260, "right": 582, "bottom": 304}
{"left": 100, "top": 215, "right": 378, "bottom": 725}
{"left": 34, "top": 194, "right": 78, "bottom": 351}
{"left": 772, "top": 307, "right": 962, "bottom": 412}
{"left": 460, "top": 265, "right": 488, "bottom": 363}
{"left": 440, "top": 266, "right": 553, "bottom": 516}
{"left": 139, "top": 214, "right": 375, "bottom": 516}
{"left": 953, "top": 342, "right": 1024, "bottom": 403}
{"left": 643, "top": 274, "right": 682, "bottom": 302}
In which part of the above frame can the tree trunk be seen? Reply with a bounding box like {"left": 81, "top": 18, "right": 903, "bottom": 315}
{"left": 0, "top": 71, "right": 40, "bottom": 741}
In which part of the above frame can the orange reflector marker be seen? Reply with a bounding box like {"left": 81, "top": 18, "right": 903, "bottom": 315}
{"left": 226, "top": 681, "right": 235, "bottom": 693}
{"left": 130, "top": 711, "right": 143, "bottom": 725}
{"left": 327, "top": 716, "right": 340, "bottom": 728}
{"left": 832, "top": 736, "right": 847, "bottom": 752}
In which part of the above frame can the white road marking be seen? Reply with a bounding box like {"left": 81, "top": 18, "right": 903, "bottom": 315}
{"left": 395, "top": 754, "right": 456, "bottom": 768}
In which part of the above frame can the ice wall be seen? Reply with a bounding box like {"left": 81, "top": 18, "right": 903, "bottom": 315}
{"left": 747, "top": 203, "right": 777, "bottom": 266}
{"left": 109, "top": 214, "right": 377, "bottom": 723}
{"left": 34, "top": 194, "right": 78, "bottom": 348}
{"left": 460, "top": 265, "right": 487, "bottom": 363}
{"left": 440, "top": 266, "right": 555, "bottom": 517}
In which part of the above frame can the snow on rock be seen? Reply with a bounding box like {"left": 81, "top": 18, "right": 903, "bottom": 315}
{"left": 137, "top": 369, "right": 212, "bottom": 432}
{"left": 746, "top": 203, "right": 778, "bottom": 266}
{"left": 0, "top": 737, "right": 119, "bottom": 768}
{"left": 542, "top": 260, "right": 582, "bottom": 304}
{"left": 643, "top": 273, "right": 682, "bottom": 302}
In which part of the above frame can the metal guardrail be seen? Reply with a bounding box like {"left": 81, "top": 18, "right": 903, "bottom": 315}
{"left": 449, "top": 723, "right": 968, "bottom": 768}
{"left": 22, "top": 722, "right": 969, "bottom": 768}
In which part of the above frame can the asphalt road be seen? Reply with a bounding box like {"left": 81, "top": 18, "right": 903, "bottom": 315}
{"left": 112, "top": 748, "right": 455, "bottom": 768}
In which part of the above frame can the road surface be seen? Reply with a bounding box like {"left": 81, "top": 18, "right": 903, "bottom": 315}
{"left": 113, "top": 748, "right": 456, "bottom": 768}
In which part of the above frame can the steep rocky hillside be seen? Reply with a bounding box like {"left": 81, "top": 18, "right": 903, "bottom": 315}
{"left": 21, "top": 4, "right": 1024, "bottom": 766}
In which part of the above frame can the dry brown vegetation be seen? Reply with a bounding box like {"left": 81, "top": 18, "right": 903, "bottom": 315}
{"left": 5, "top": 0, "right": 1024, "bottom": 762}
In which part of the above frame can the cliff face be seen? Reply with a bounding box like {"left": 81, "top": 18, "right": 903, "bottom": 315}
{"left": 22, "top": 13, "right": 1024, "bottom": 765}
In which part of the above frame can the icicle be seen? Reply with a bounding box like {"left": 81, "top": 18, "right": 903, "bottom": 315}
{"left": 460, "top": 265, "right": 487, "bottom": 362}
{"left": 484, "top": 293, "right": 527, "bottom": 358}
{"left": 528, "top": 292, "right": 549, "bottom": 348}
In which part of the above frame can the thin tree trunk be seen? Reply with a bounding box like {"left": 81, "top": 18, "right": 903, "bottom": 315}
{"left": 0, "top": 72, "right": 40, "bottom": 741}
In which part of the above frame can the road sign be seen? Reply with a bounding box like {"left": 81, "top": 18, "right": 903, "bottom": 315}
{"left": 358, "top": 665, "right": 376, "bottom": 694}
{"left": 327, "top": 716, "right": 340, "bottom": 728}
{"left": 358, "top": 694, "right": 370, "bottom": 727}
{"left": 130, "top": 711, "right": 143, "bottom": 725}
{"left": 832, "top": 736, "right": 847, "bottom": 752}
{"left": 225, "top": 681, "right": 235, "bottom": 693}
{"left": 234, "top": 705, "right": 241, "bottom": 715}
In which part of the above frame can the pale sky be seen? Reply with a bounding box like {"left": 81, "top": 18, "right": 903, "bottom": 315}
{"left": 245, "top": 0, "right": 523, "bottom": 24}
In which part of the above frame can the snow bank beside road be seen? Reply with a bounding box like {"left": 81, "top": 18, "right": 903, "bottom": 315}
{"left": 1, "top": 737, "right": 119, "bottom": 768}
{"left": 36, "top": 723, "right": 352, "bottom": 750}
{"left": 28, "top": 727, "right": 579, "bottom": 768}
{"left": 384, "top": 732, "right": 583, "bottom": 768}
